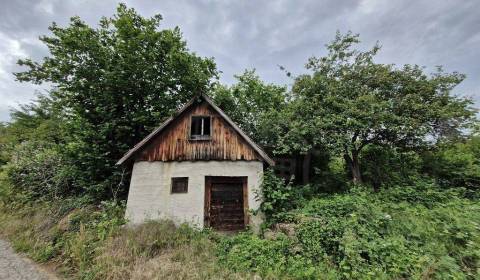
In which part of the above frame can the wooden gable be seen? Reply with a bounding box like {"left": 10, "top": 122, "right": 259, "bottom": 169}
{"left": 135, "top": 100, "right": 263, "bottom": 162}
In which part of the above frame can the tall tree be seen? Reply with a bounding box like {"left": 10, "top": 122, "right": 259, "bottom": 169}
{"left": 15, "top": 4, "right": 217, "bottom": 198}
{"left": 212, "top": 70, "right": 288, "bottom": 147}
{"left": 282, "top": 32, "right": 475, "bottom": 185}
{"left": 5, "top": 94, "right": 64, "bottom": 145}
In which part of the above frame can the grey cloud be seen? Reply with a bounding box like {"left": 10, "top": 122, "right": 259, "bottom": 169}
{"left": 0, "top": 0, "right": 479, "bottom": 121}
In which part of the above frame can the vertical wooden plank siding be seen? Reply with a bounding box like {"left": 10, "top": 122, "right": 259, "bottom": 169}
{"left": 138, "top": 101, "right": 263, "bottom": 162}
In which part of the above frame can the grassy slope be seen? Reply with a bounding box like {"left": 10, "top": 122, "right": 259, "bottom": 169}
{"left": 1, "top": 175, "right": 479, "bottom": 279}
{"left": 0, "top": 202, "right": 253, "bottom": 280}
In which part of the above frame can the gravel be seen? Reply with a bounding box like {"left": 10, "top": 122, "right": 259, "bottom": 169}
{"left": 0, "top": 239, "right": 57, "bottom": 280}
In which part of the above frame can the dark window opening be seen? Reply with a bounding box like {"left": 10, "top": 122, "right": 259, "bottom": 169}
{"left": 190, "top": 116, "right": 211, "bottom": 140}
{"left": 171, "top": 177, "right": 188, "bottom": 193}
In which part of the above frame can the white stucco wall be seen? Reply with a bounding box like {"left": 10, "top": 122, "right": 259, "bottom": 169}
{"left": 125, "top": 160, "right": 264, "bottom": 230}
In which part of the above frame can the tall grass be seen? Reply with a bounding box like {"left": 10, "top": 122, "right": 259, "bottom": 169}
{"left": 0, "top": 177, "right": 250, "bottom": 279}
{"left": 1, "top": 173, "right": 479, "bottom": 279}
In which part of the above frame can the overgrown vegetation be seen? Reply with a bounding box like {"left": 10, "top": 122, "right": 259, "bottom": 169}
{"left": 234, "top": 181, "right": 480, "bottom": 279}
{"left": 2, "top": 175, "right": 478, "bottom": 279}
{"left": 0, "top": 3, "right": 479, "bottom": 280}
{"left": 0, "top": 179, "right": 249, "bottom": 279}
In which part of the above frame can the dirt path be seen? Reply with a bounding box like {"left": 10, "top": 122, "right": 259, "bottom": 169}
{"left": 0, "top": 239, "right": 58, "bottom": 280}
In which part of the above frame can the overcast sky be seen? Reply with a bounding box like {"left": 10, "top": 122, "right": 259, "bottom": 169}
{"left": 1, "top": 0, "right": 479, "bottom": 121}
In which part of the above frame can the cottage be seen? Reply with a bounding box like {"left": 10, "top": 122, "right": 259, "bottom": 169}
{"left": 117, "top": 93, "right": 274, "bottom": 231}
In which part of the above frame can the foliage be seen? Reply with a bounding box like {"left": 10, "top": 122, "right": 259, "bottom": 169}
{"left": 311, "top": 153, "right": 350, "bottom": 193}
{"left": 279, "top": 31, "right": 476, "bottom": 183}
{"left": 217, "top": 233, "right": 332, "bottom": 279}
{"left": 0, "top": 187, "right": 248, "bottom": 279}
{"left": 5, "top": 141, "right": 75, "bottom": 199}
{"left": 221, "top": 182, "right": 480, "bottom": 279}
{"left": 212, "top": 69, "right": 288, "bottom": 147}
{"left": 422, "top": 136, "right": 480, "bottom": 190}
{"left": 0, "top": 123, "right": 9, "bottom": 166}
{"left": 256, "top": 169, "right": 299, "bottom": 225}
{"left": 0, "top": 94, "right": 64, "bottom": 166}
{"left": 360, "top": 145, "right": 422, "bottom": 189}
{"left": 14, "top": 3, "right": 218, "bottom": 199}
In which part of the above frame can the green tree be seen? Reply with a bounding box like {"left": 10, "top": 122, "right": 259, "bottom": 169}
{"left": 5, "top": 94, "right": 64, "bottom": 145}
{"left": 212, "top": 70, "right": 288, "bottom": 147}
{"left": 15, "top": 4, "right": 217, "bottom": 198}
{"left": 0, "top": 123, "right": 8, "bottom": 166}
{"left": 422, "top": 136, "right": 480, "bottom": 190}
{"left": 0, "top": 94, "right": 64, "bottom": 166}
{"left": 282, "top": 32, "right": 475, "bottom": 185}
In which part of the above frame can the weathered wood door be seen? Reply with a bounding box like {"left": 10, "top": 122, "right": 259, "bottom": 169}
{"left": 205, "top": 176, "right": 248, "bottom": 231}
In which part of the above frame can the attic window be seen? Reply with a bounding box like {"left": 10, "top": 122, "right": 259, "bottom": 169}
{"left": 190, "top": 116, "right": 211, "bottom": 140}
{"left": 171, "top": 177, "right": 188, "bottom": 193}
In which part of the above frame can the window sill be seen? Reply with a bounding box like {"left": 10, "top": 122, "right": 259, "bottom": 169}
{"left": 189, "top": 135, "right": 212, "bottom": 141}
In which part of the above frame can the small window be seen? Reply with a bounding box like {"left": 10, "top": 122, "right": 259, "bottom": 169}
{"left": 171, "top": 177, "right": 188, "bottom": 193}
{"left": 190, "top": 116, "right": 211, "bottom": 140}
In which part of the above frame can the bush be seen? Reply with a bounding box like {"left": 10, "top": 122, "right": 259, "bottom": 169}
{"left": 360, "top": 145, "right": 421, "bottom": 190}
{"left": 256, "top": 169, "right": 297, "bottom": 225}
{"left": 422, "top": 136, "right": 480, "bottom": 190}
{"left": 292, "top": 183, "right": 480, "bottom": 279}
{"left": 219, "top": 181, "right": 478, "bottom": 279}
{"left": 217, "top": 233, "right": 331, "bottom": 279}
{"left": 6, "top": 141, "right": 75, "bottom": 199}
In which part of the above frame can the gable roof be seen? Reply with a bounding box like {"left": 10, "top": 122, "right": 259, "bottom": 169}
{"left": 116, "top": 93, "right": 275, "bottom": 166}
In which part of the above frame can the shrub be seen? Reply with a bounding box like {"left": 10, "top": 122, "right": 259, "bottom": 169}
{"left": 217, "top": 233, "right": 329, "bottom": 279}
{"left": 293, "top": 183, "right": 480, "bottom": 279}
{"left": 256, "top": 168, "right": 297, "bottom": 225}
{"left": 6, "top": 141, "right": 75, "bottom": 199}
{"left": 422, "top": 136, "right": 480, "bottom": 190}
{"left": 360, "top": 145, "right": 421, "bottom": 190}
{"left": 375, "top": 178, "right": 467, "bottom": 207}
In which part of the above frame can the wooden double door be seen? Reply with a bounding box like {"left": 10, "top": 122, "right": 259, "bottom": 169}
{"left": 204, "top": 176, "right": 248, "bottom": 231}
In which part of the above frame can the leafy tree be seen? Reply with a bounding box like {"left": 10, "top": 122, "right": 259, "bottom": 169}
{"left": 0, "top": 94, "right": 64, "bottom": 167}
{"left": 5, "top": 94, "right": 64, "bottom": 145}
{"left": 360, "top": 145, "right": 421, "bottom": 189}
{"left": 15, "top": 4, "right": 217, "bottom": 198}
{"left": 0, "top": 123, "right": 8, "bottom": 166}
{"left": 212, "top": 70, "right": 288, "bottom": 147}
{"left": 281, "top": 32, "right": 475, "bottom": 185}
{"left": 6, "top": 141, "right": 73, "bottom": 200}
{"left": 422, "top": 136, "right": 480, "bottom": 190}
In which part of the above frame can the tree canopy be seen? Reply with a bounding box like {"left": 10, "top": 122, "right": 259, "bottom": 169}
{"left": 212, "top": 70, "right": 288, "bottom": 147}
{"left": 278, "top": 32, "right": 475, "bottom": 184}
{"left": 14, "top": 4, "right": 218, "bottom": 198}
{"left": 6, "top": 5, "right": 478, "bottom": 194}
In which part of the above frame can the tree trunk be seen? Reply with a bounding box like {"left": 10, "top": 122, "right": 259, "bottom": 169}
{"left": 302, "top": 151, "right": 312, "bottom": 185}
{"left": 344, "top": 151, "right": 362, "bottom": 184}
